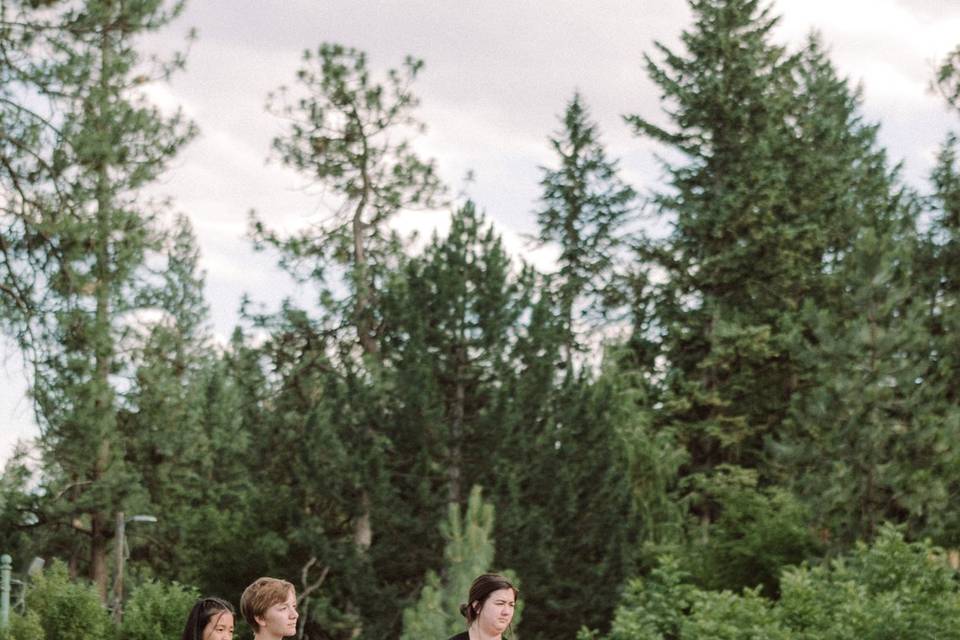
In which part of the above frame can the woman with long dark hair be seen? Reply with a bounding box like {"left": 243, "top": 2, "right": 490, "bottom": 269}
{"left": 448, "top": 574, "right": 518, "bottom": 640}
{"left": 181, "top": 596, "right": 235, "bottom": 640}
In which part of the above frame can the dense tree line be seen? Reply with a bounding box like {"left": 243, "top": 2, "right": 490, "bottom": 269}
{"left": 3, "top": 0, "right": 960, "bottom": 638}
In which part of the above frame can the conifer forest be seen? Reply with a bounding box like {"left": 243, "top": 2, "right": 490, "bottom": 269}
{"left": 3, "top": 1, "right": 960, "bottom": 638}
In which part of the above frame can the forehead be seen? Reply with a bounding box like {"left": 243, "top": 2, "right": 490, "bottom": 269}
{"left": 209, "top": 611, "right": 234, "bottom": 625}
{"left": 488, "top": 588, "right": 515, "bottom": 602}
{"left": 269, "top": 588, "right": 296, "bottom": 606}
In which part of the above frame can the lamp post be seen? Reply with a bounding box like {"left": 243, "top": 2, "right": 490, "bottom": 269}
{"left": 1, "top": 554, "right": 11, "bottom": 631}
{"left": 112, "top": 512, "right": 157, "bottom": 623}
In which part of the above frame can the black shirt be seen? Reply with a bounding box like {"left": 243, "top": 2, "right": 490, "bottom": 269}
{"left": 447, "top": 634, "right": 469, "bottom": 640}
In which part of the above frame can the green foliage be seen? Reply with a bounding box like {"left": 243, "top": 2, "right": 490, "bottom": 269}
{"left": 0, "top": 0, "right": 197, "bottom": 594}
{"left": 373, "top": 202, "right": 526, "bottom": 627}
{"left": 601, "top": 526, "right": 960, "bottom": 640}
{"left": 779, "top": 218, "right": 954, "bottom": 548}
{"left": 382, "top": 201, "right": 524, "bottom": 500}
{"left": 25, "top": 561, "right": 112, "bottom": 640}
{"left": 677, "top": 466, "right": 820, "bottom": 596}
{"left": 0, "top": 450, "right": 41, "bottom": 562}
{"left": 535, "top": 92, "right": 637, "bottom": 359}
{"left": 5, "top": 2, "right": 960, "bottom": 639}
{"left": 256, "top": 41, "right": 444, "bottom": 357}
{"left": 0, "top": 610, "right": 46, "bottom": 640}
{"left": 604, "top": 557, "right": 695, "bottom": 640}
{"left": 401, "top": 486, "right": 521, "bottom": 640}
{"left": 626, "top": 0, "right": 907, "bottom": 481}
{"left": 935, "top": 45, "right": 960, "bottom": 112}
{"left": 777, "top": 525, "right": 960, "bottom": 639}
{"left": 682, "top": 588, "right": 788, "bottom": 640}
{"left": 120, "top": 581, "right": 200, "bottom": 640}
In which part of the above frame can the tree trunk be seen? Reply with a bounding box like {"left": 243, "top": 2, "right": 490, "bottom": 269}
{"left": 90, "top": 17, "right": 116, "bottom": 601}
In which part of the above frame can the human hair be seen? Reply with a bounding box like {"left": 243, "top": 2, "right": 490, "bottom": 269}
{"left": 181, "top": 596, "right": 235, "bottom": 640}
{"left": 240, "top": 577, "right": 295, "bottom": 630}
{"left": 458, "top": 573, "right": 518, "bottom": 626}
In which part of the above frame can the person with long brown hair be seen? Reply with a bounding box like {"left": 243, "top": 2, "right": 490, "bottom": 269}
{"left": 447, "top": 574, "right": 518, "bottom": 640}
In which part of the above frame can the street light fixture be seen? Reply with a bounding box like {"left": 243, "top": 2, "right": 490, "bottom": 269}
{"left": 112, "top": 511, "right": 158, "bottom": 623}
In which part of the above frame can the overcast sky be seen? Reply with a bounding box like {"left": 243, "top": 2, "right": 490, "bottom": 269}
{"left": 3, "top": 0, "right": 960, "bottom": 465}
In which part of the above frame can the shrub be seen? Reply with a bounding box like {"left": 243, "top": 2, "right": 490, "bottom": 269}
{"left": 602, "top": 525, "right": 960, "bottom": 639}
{"left": 120, "top": 580, "right": 200, "bottom": 640}
{"left": 25, "top": 561, "right": 111, "bottom": 640}
{"left": 0, "top": 610, "right": 46, "bottom": 640}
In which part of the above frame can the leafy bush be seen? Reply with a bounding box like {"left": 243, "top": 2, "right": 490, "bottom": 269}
{"left": 679, "top": 465, "right": 822, "bottom": 597}
{"left": 25, "top": 561, "right": 111, "bottom": 640}
{"left": 777, "top": 525, "right": 960, "bottom": 639}
{"left": 120, "top": 580, "right": 200, "bottom": 640}
{"left": 0, "top": 610, "right": 46, "bottom": 640}
{"left": 601, "top": 525, "right": 960, "bottom": 639}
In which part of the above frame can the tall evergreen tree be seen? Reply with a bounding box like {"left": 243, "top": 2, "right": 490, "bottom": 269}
{"left": 626, "top": 0, "right": 802, "bottom": 477}
{"left": 535, "top": 92, "right": 637, "bottom": 365}
{"left": 174, "top": 328, "right": 270, "bottom": 599}
{"left": 381, "top": 202, "right": 521, "bottom": 505}
{"left": 926, "top": 136, "right": 960, "bottom": 407}
{"left": 781, "top": 220, "right": 958, "bottom": 548}
{"left": 531, "top": 372, "right": 640, "bottom": 637}
{"left": 245, "top": 307, "right": 381, "bottom": 638}
{"left": 906, "top": 67, "right": 960, "bottom": 545}
{"left": 370, "top": 202, "right": 530, "bottom": 637}
{"left": 118, "top": 216, "right": 254, "bottom": 590}
{"left": 770, "top": 43, "right": 959, "bottom": 549}
{"left": 625, "top": 0, "right": 905, "bottom": 483}
{"left": 0, "top": 0, "right": 195, "bottom": 598}
{"left": 255, "top": 43, "right": 444, "bottom": 362}
{"left": 476, "top": 288, "right": 642, "bottom": 638}
{"left": 254, "top": 43, "right": 446, "bottom": 566}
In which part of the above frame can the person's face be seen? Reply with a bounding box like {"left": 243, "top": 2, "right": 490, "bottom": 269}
{"left": 255, "top": 589, "right": 299, "bottom": 638}
{"left": 475, "top": 588, "right": 516, "bottom": 637}
{"left": 201, "top": 611, "right": 234, "bottom": 640}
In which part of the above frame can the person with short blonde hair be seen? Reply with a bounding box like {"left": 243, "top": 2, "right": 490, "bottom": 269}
{"left": 240, "top": 577, "right": 299, "bottom": 640}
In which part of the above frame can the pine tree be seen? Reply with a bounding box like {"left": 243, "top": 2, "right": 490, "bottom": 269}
{"left": 625, "top": 0, "right": 904, "bottom": 481}
{"left": 901, "top": 86, "right": 960, "bottom": 545}
{"left": 926, "top": 136, "right": 960, "bottom": 405}
{"left": 474, "top": 284, "right": 641, "bottom": 638}
{"left": 246, "top": 308, "right": 380, "bottom": 637}
{"left": 780, "top": 207, "right": 958, "bottom": 548}
{"left": 935, "top": 44, "right": 960, "bottom": 113}
{"left": 401, "top": 486, "right": 520, "bottom": 640}
{"left": 382, "top": 202, "right": 521, "bottom": 505}
{"left": 535, "top": 92, "right": 637, "bottom": 364}
{"left": 255, "top": 43, "right": 444, "bottom": 361}
{"left": 118, "top": 216, "right": 246, "bottom": 587}
{"left": 533, "top": 372, "right": 640, "bottom": 637}
{"left": 175, "top": 329, "right": 268, "bottom": 597}
{"left": 0, "top": 0, "right": 195, "bottom": 598}
{"left": 625, "top": 0, "right": 803, "bottom": 477}
{"left": 366, "top": 202, "right": 532, "bottom": 637}
{"left": 253, "top": 44, "right": 447, "bottom": 574}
